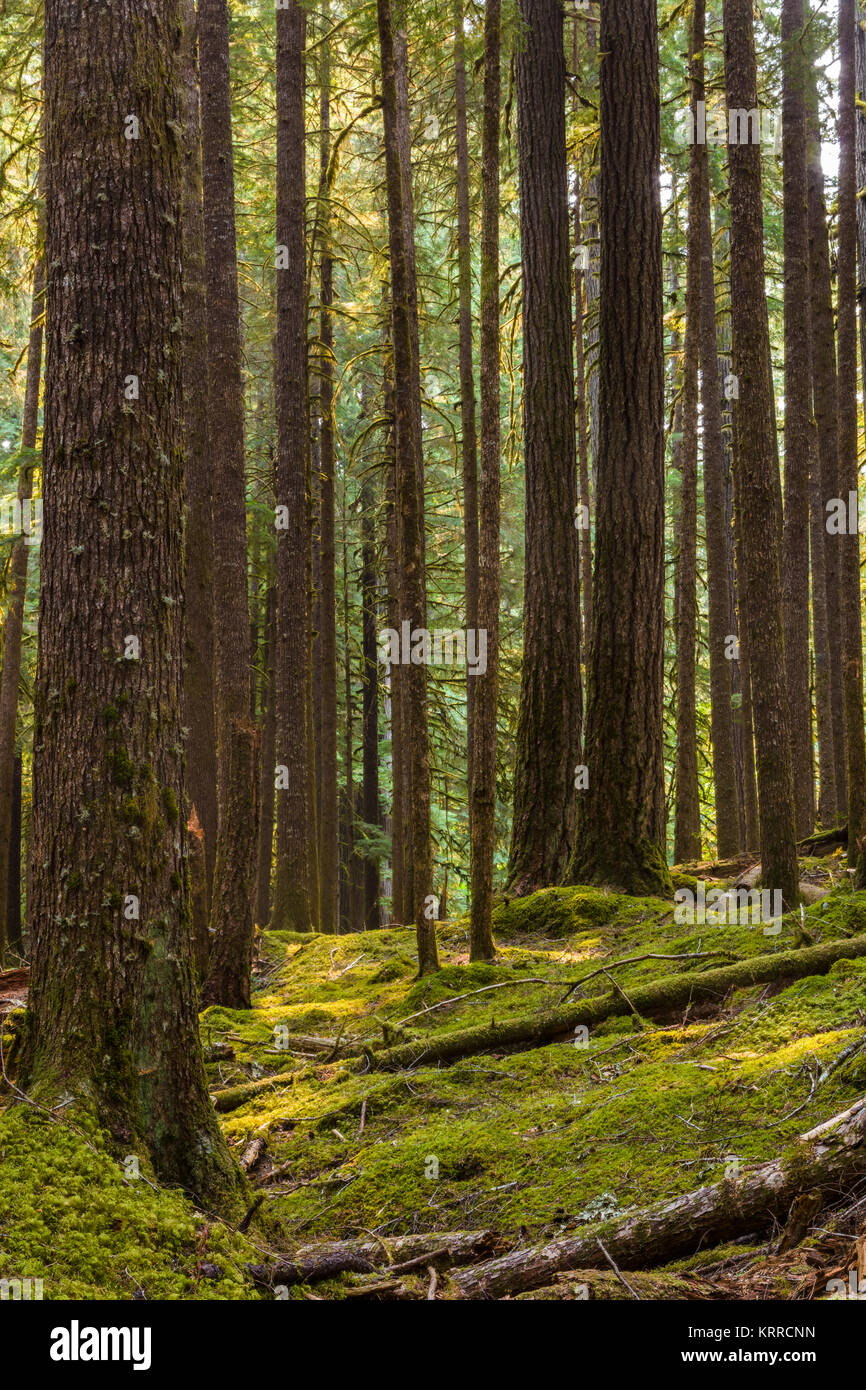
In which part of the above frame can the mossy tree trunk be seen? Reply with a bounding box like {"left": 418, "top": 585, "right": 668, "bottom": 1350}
{"left": 198, "top": 0, "right": 258, "bottom": 1006}
{"left": 508, "top": 0, "right": 582, "bottom": 896}
{"left": 723, "top": 0, "right": 799, "bottom": 911}
{"left": 22, "top": 0, "right": 241, "bottom": 1205}
{"left": 569, "top": 0, "right": 670, "bottom": 897}
{"left": 469, "top": 0, "right": 501, "bottom": 961}
{"left": 377, "top": 0, "right": 438, "bottom": 973}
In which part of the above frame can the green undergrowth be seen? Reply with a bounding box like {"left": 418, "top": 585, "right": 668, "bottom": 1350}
{"left": 3, "top": 873, "right": 864, "bottom": 1298}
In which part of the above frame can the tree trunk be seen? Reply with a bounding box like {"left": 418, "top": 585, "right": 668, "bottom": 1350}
{"left": 468, "top": 0, "right": 501, "bottom": 962}
{"left": 698, "top": 111, "right": 739, "bottom": 859}
{"left": 807, "top": 60, "right": 848, "bottom": 817}
{"left": 383, "top": 351, "right": 406, "bottom": 923}
{"left": 837, "top": 0, "right": 866, "bottom": 876}
{"left": 255, "top": 585, "right": 276, "bottom": 926}
{"left": 360, "top": 477, "right": 380, "bottom": 932}
{"left": 453, "top": 0, "right": 479, "bottom": 816}
{"left": 376, "top": 0, "right": 438, "bottom": 973}
{"left": 271, "top": 0, "right": 315, "bottom": 935}
{"left": 723, "top": 0, "right": 799, "bottom": 911}
{"left": 508, "top": 0, "right": 582, "bottom": 896}
{"left": 0, "top": 254, "right": 42, "bottom": 963}
{"left": 22, "top": 0, "right": 241, "bottom": 1204}
{"left": 572, "top": 26, "right": 592, "bottom": 648}
{"left": 317, "top": 7, "right": 338, "bottom": 933}
{"left": 199, "top": 0, "right": 258, "bottom": 1006}
{"left": 781, "top": 0, "right": 815, "bottom": 838}
{"left": 674, "top": 0, "right": 704, "bottom": 866}
{"left": 570, "top": 0, "right": 669, "bottom": 896}
{"left": 180, "top": 0, "right": 218, "bottom": 918}
{"left": 6, "top": 755, "right": 22, "bottom": 957}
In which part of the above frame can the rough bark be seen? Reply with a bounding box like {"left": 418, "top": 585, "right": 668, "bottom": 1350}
{"left": 255, "top": 586, "right": 276, "bottom": 925}
{"left": 180, "top": 0, "right": 218, "bottom": 918}
{"left": 247, "top": 1229, "right": 502, "bottom": 1288}
{"left": 724, "top": 0, "right": 799, "bottom": 911}
{"left": 199, "top": 0, "right": 258, "bottom": 1006}
{"left": 569, "top": 0, "right": 669, "bottom": 896}
{"left": 360, "top": 477, "right": 380, "bottom": 931}
{"left": 469, "top": 0, "right": 501, "bottom": 962}
{"left": 508, "top": 0, "right": 582, "bottom": 895}
{"left": 22, "top": 0, "right": 241, "bottom": 1204}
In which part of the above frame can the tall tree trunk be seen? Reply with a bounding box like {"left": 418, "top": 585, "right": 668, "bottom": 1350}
{"left": 0, "top": 253, "right": 42, "bottom": 963}
{"left": 807, "top": 60, "right": 848, "bottom": 817}
{"left": 696, "top": 13, "right": 740, "bottom": 860}
{"left": 838, "top": 0, "right": 866, "bottom": 876}
{"left": 570, "top": 0, "right": 669, "bottom": 896}
{"left": 572, "top": 25, "right": 592, "bottom": 648}
{"left": 199, "top": 0, "right": 258, "bottom": 1006}
{"left": 674, "top": 0, "right": 704, "bottom": 866}
{"left": 723, "top": 0, "right": 799, "bottom": 909}
{"left": 255, "top": 585, "right": 276, "bottom": 925}
{"left": 317, "top": 7, "right": 338, "bottom": 932}
{"left": 23, "top": 0, "right": 241, "bottom": 1204}
{"left": 508, "top": 0, "right": 582, "bottom": 895}
{"left": 781, "top": 0, "right": 816, "bottom": 837}
{"left": 453, "top": 0, "right": 479, "bottom": 815}
{"left": 376, "top": 0, "right": 438, "bottom": 973}
{"left": 360, "top": 478, "right": 380, "bottom": 931}
{"left": 271, "top": 0, "right": 315, "bottom": 934}
{"left": 6, "top": 755, "right": 22, "bottom": 957}
{"left": 180, "top": 0, "right": 218, "bottom": 917}
{"left": 382, "top": 349, "right": 406, "bottom": 923}
{"left": 469, "top": 0, "right": 501, "bottom": 961}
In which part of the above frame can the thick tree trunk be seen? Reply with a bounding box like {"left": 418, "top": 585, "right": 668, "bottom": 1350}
{"left": 469, "top": 0, "right": 501, "bottom": 962}
{"left": 317, "top": 12, "right": 339, "bottom": 933}
{"left": 674, "top": 0, "right": 704, "bottom": 866}
{"left": 837, "top": 0, "right": 866, "bottom": 877}
{"left": 22, "top": 0, "right": 241, "bottom": 1204}
{"left": 781, "top": 0, "right": 815, "bottom": 838}
{"left": 0, "top": 255, "right": 42, "bottom": 963}
{"left": 807, "top": 64, "right": 848, "bottom": 816}
{"left": 383, "top": 355, "right": 406, "bottom": 924}
{"left": 271, "top": 0, "right": 315, "bottom": 936}
{"left": 570, "top": 0, "right": 669, "bottom": 896}
{"left": 199, "top": 0, "right": 258, "bottom": 1006}
{"left": 508, "top": 0, "right": 582, "bottom": 896}
{"left": 454, "top": 1095, "right": 866, "bottom": 1297}
{"left": 376, "top": 0, "right": 438, "bottom": 973}
{"left": 724, "top": 0, "right": 799, "bottom": 911}
{"left": 180, "top": 0, "right": 218, "bottom": 919}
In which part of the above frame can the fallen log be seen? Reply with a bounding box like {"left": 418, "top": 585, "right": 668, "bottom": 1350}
{"left": 452, "top": 1096, "right": 866, "bottom": 1299}
{"left": 797, "top": 825, "right": 848, "bottom": 856}
{"left": 246, "top": 1229, "right": 502, "bottom": 1288}
{"left": 511, "top": 1269, "right": 728, "bottom": 1300}
{"left": 368, "top": 933, "right": 866, "bottom": 1072}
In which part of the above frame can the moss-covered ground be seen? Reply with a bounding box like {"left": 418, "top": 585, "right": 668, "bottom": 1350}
{"left": 3, "top": 852, "right": 865, "bottom": 1298}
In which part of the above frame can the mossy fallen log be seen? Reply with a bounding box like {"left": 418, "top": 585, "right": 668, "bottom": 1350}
{"left": 511, "top": 1269, "right": 726, "bottom": 1300}
{"left": 797, "top": 824, "right": 848, "bottom": 856}
{"left": 368, "top": 933, "right": 866, "bottom": 1072}
{"left": 246, "top": 1229, "right": 502, "bottom": 1287}
{"left": 452, "top": 1096, "right": 866, "bottom": 1298}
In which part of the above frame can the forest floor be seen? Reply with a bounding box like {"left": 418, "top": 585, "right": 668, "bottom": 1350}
{"left": 3, "top": 850, "right": 866, "bottom": 1299}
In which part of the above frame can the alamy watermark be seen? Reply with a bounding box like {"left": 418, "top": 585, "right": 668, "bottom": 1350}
{"left": 674, "top": 881, "right": 782, "bottom": 933}
{"left": 676, "top": 100, "right": 781, "bottom": 151}
{"left": 378, "top": 621, "right": 487, "bottom": 676}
